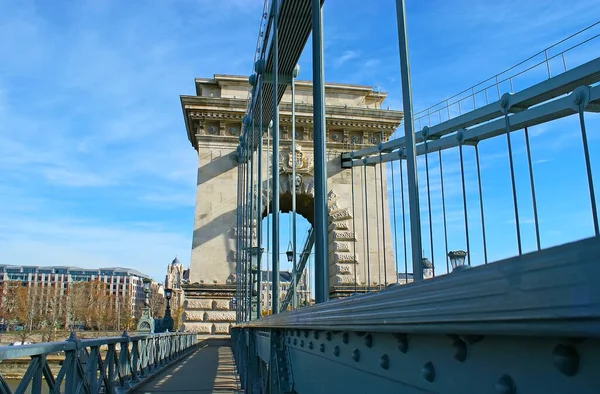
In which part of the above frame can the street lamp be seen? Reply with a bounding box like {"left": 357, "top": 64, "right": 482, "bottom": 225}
{"left": 142, "top": 277, "right": 151, "bottom": 307}
{"left": 448, "top": 250, "right": 468, "bottom": 272}
{"left": 137, "top": 277, "right": 155, "bottom": 333}
{"left": 163, "top": 288, "right": 173, "bottom": 332}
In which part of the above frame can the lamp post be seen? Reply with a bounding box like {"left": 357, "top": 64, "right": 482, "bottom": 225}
{"left": 163, "top": 288, "right": 173, "bottom": 332}
{"left": 448, "top": 250, "right": 468, "bottom": 272}
{"left": 136, "top": 277, "right": 155, "bottom": 333}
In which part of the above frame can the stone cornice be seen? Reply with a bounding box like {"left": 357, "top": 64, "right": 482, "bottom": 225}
{"left": 181, "top": 95, "right": 403, "bottom": 149}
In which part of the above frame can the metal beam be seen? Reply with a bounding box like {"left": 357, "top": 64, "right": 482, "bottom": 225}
{"left": 239, "top": 237, "right": 600, "bottom": 337}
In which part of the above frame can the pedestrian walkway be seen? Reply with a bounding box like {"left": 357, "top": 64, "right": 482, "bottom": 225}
{"left": 134, "top": 336, "right": 242, "bottom": 393}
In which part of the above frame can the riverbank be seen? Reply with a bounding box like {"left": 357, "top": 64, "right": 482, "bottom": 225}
{"left": 0, "top": 357, "right": 62, "bottom": 380}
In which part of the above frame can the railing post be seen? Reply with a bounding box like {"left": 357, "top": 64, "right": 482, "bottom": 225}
{"left": 65, "top": 331, "right": 80, "bottom": 393}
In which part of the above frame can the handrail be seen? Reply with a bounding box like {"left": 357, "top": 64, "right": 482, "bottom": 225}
{"left": 0, "top": 331, "right": 198, "bottom": 394}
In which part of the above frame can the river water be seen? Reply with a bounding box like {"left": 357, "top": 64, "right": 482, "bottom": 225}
{"left": 4, "top": 379, "right": 57, "bottom": 393}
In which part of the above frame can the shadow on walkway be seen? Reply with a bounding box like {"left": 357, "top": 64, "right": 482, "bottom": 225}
{"left": 134, "top": 336, "right": 241, "bottom": 393}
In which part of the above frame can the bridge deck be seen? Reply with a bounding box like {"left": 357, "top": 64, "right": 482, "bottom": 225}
{"left": 133, "top": 337, "right": 241, "bottom": 394}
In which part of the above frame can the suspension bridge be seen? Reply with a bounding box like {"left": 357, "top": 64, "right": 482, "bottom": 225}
{"left": 2, "top": 0, "right": 600, "bottom": 392}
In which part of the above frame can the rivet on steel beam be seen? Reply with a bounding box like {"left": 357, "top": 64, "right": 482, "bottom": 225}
{"left": 342, "top": 333, "right": 349, "bottom": 344}
{"left": 422, "top": 362, "right": 435, "bottom": 383}
{"left": 300, "top": 340, "right": 304, "bottom": 348}
{"left": 393, "top": 333, "right": 408, "bottom": 353}
{"left": 364, "top": 333, "right": 373, "bottom": 348}
{"left": 326, "top": 332, "right": 332, "bottom": 341}
{"left": 320, "top": 344, "right": 325, "bottom": 353}
{"left": 380, "top": 354, "right": 390, "bottom": 370}
{"left": 333, "top": 346, "right": 340, "bottom": 357}
{"left": 453, "top": 339, "right": 467, "bottom": 362}
{"left": 552, "top": 344, "right": 579, "bottom": 376}
{"left": 308, "top": 341, "right": 313, "bottom": 350}
{"left": 495, "top": 375, "right": 516, "bottom": 394}
{"left": 352, "top": 349, "right": 360, "bottom": 362}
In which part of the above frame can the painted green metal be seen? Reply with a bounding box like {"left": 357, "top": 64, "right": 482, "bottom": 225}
{"left": 0, "top": 332, "right": 197, "bottom": 394}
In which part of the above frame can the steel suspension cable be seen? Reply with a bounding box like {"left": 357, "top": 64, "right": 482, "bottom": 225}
{"left": 360, "top": 159, "right": 368, "bottom": 293}
{"left": 438, "top": 151, "right": 450, "bottom": 272}
{"left": 363, "top": 163, "right": 371, "bottom": 291}
{"left": 350, "top": 143, "right": 358, "bottom": 292}
{"left": 378, "top": 134, "right": 388, "bottom": 286}
{"left": 577, "top": 107, "right": 599, "bottom": 236}
{"left": 424, "top": 143, "right": 435, "bottom": 276}
{"left": 390, "top": 158, "right": 399, "bottom": 283}
{"left": 373, "top": 164, "right": 382, "bottom": 289}
{"left": 400, "top": 158, "right": 408, "bottom": 283}
{"left": 458, "top": 140, "right": 471, "bottom": 266}
{"left": 256, "top": 80, "right": 264, "bottom": 319}
{"left": 522, "top": 127, "right": 541, "bottom": 250}
{"left": 474, "top": 145, "right": 488, "bottom": 264}
{"left": 503, "top": 115, "right": 522, "bottom": 256}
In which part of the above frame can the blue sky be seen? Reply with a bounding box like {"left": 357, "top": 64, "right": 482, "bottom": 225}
{"left": 0, "top": 0, "right": 598, "bottom": 282}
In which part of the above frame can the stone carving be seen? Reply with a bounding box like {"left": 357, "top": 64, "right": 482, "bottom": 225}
{"left": 337, "top": 264, "right": 353, "bottom": 275}
{"left": 331, "top": 230, "right": 356, "bottom": 240}
{"left": 330, "top": 209, "right": 352, "bottom": 221}
{"left": 229, "top": 127, "right": 238, "bottom": 135}
{"left": 278, "top": 144, "right": 314, "bottom": 176}
{"left": 331, "top": 133, "right": 340, "bottom": 141}
{"left": 351, "top": 135, "right": 360, "bottom": 144}
{"left": 328, "top": 201, "right": 341, "bottom": 213}
{"left": 334, "top": 252, "right": 358, "bottom": 263}
{"left": 208, "top": 126, "right": 218, "bottom": 135}
{"left": 331, "top": 242, "right": 350, "bottom": 252}
{"left": 327, "top": 190, "right": 337, "bottom": 203}
{"left": 335, "top": 275, "right": 356, "bottom": 285}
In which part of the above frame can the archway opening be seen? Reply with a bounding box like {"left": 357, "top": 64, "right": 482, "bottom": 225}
{"left": 259, "top": 192, "right": 315, "bottom": 313}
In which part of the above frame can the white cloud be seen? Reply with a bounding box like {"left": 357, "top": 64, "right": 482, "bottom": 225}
{"left": 334, "top": 50, "right": 360, "bottom": 67}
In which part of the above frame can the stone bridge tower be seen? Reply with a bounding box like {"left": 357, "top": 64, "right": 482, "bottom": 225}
{"left": 180, "top": 75, "right": 402, "bottom": 333}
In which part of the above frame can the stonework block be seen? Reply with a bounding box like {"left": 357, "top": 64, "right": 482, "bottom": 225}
{"left": 205, "top": 311, "right": 236, "bottom": 322}
{"left": 182, "top": 311, "right": 207, "bottom": 322}
{"left": 328, "top": 221, "right": 349, "bottom": 231}
{"left": 214, "top": 323, "right": 232, "bottom": 334}
{"left": 182, "top": 322, "right": 212, "bottom": 334}
{"left": 329, "top": 241, "right": 350, "bottom": 252}
{"left": 185, "top": 299, "right": 213, "bottom": 310}
{"left": 334, "top": 275, "right": 356, "bottom": 285}
{"left": 329, "top": 209, "right": 351, "bottom": 221}
{"left": 336, "top": 264, "right": 353, "bottom": 275}
{"left": 333, "top": 252, "right": 358, "bottom": 263}
{"left": 331, "top": 231, "right": 356, "bottom": 240}
{"left": 328, "top": 201, "right": 341, "bottom": 213}
{"left": 213, "top": 300, "right": 231, "bottom": 311}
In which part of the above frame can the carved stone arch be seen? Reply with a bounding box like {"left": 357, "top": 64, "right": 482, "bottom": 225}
{"left": 259, "top": 172, "right": 363, "bottom": 289}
